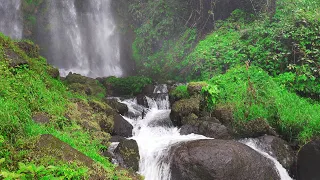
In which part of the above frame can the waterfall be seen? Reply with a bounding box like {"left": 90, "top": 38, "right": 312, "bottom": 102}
{"left": 43, "top": 0, "right": 122, "bottom": 78}
{"left": 119, "top": 84, "right": 293, "bottom": 180}
{"left": 0, "top": 0, "right": 22, "bottom": 39}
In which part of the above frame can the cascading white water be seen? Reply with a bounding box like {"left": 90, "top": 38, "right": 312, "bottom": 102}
{"left": 119, "top": 85, "right": 293, "bottom": 180}
{"left": 241, "top": 139, "right": 293, "bottom": 180}
{"left": 46, "top": 0, "right": 122, "bottom": 78}
{"left": 0, "top": 0, "right": 22, "bottom": 39}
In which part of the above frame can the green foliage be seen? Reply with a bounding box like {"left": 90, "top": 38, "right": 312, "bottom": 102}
{"left": 201, "top": 84, "right": 219, "bottom": 111}
{"left": 0, "top": 160, "right": 88, "bottom": 180}
{"left": 104, "top": 76, "right": 152, "bottom": 96}
{"left": 0, "top": 33, "right": 135, "bottom": 179}
{"left": 170, "top": 85, "right": 189, "bottom": 99}
{"left": 209, "top": 66, "right": 320, "bottom": 143}
{"left": 182, "top": 0, "right": 319, "bottom": 96}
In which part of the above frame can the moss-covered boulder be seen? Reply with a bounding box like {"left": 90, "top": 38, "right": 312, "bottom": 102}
{"left": 114, "top": 139, "right": 140, "bottom": 172}
{"left": 212, "top": 105, "right": 234, "bottom": 126}
{"left": 170, "top": 97, "right": 200, "bottom": 126}
{"left": 235, "top": 118, "right": 277, "bottom": 138}
{"left": 105, "top": 98, "right": 128, "bottom": 115}
{"left": 64, "top": 73, "right": 105, "bottom": 97}
{"left": 37, "top": 134, "right": 94, "bottom": 168}
{"left": 4, "top": 49, "right": 28, "bottom": 68}
{"left": 187, "top": 82, "right": 208, "bottom": 96}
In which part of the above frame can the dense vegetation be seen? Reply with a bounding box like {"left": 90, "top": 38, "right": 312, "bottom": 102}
{"left": 130, "top": 0, "right": 319, "bottom": 144}
{"left": 131, "top": 0, "right": 319, "bottom": 98}
{"left": 0, "top": 33, "right": 135, "bottom": 179}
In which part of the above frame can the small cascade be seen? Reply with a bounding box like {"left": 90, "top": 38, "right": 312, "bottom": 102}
{"left": 0, "top": 0, "right": 22, "bottom": 39}
{"left": 241, "top": 139, "right": 293, "bottom": 180}
{"left": 118, "top": 84, "right": 293, "bottom": 180}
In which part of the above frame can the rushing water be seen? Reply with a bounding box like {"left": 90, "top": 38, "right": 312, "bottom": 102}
{"left": 0, "top": 0, "right": 22, "bottom": 39}
{"left": 45, "top": 0, "right": 122, "bottom": 77}
{"left": 118, "top": 84, "right": 293, "bottom": 180}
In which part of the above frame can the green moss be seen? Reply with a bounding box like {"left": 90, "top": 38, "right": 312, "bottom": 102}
{"left": 169, "top": 85, "right": 189, "bottom": 100}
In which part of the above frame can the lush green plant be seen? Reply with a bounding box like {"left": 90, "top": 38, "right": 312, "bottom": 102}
{"left": 208, "top": 65, "right": 320, "bottom": 144}
{"left": 201, "top": 84, "right": 219, "bottom": 111}
{"left": 104, "top": 76, "right": 152, "bottom": 95}
{"left": 170, "top": 85, "right": 189, "bottom": 99}
{"left": 0, "top": 160, "right": 88, "bottom": 180}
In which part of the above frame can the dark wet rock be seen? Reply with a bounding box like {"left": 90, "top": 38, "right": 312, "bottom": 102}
{"left": 32, "top": 113, "right": 50, "bottom": 124}
{"left": 114, "top": 139, "right": 140, "bottom": 172}
{"left": 187, "top": 82, "right": 208, "bottom": 96}
{"left": 180, "top": 120, "right": 231, "bottom": 139}
{"left": 297, "top": 140, "right": 320, "bottom": 180}
{"left": 170, "top": 97, "right": 200, "bottom": 126}
{"left": 105, "top": 98, "right": 128, "bottom": 115}
{"left": 5, "top": 49, "right": 28, "bottom": 68}
{"left": 110, "top": 136, "right": 126, "bottom": 142}
{"left": 257, "top": 135, "right": 295, "bottom": 172}
{"left": 212, "top": 105, "right": 234, "bottom": 126}
{"left": 170, "top": 139, "right": 280, "bottom": 180}
{"left": 136, "top": 94, "right": 149, "bottom": 108}
{"left": 142, "top": 84, "right": 155, "bottom": 95}
{"left": 112, "top": 113, "right": 133, "bottom": 137}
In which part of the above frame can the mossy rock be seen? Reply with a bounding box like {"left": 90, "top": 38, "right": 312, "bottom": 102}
{"left": 105, "top": 98, "right": 129, "bottom": 115}
{"left": 235, "top": 118, "right": 277, "bottom": 138}
{"left": 37, "top": 134, "right": 94, "bottom": 167}
{"left": 36, "top": 134, "right": 107, "bottom": 179}
{"left": 4, "top": 48, "right": 28, "bottom": 68}
{"left": 64, "top": 73, "right": 105, "bottom": 97}
{"left": 15, "top": 41, "right": 40, "bottom": 58}
{"left": 170, "top": 97, "right": 200, "bottom": 126}
{"left": 47, "top": 66, "right": 60, "bottom": 79}
{"left": 114, "top": 139, "right": 140, "bottom": 172}
{"left": 32, "top": 112, "right": 50, "bottom": 124}
{"left": 187, "top": 82, "right": 208, "bottom": 96}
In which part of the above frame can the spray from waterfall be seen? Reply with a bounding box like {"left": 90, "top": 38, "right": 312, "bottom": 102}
{"left": 0, "top": 0, "right": 22, "bottom": 39}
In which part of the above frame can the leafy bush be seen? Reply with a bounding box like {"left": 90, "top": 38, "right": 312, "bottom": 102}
{"left": 170, "top": 85, "right": 189, "bottom": 100}
{"left": 103, "top": 76, "right": 152, "bottom": 96}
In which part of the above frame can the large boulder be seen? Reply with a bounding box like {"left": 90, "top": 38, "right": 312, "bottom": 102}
{"left": 114, "top": 139, "right": 140, "bottom": 172}
{"left": 257, "top": 135, "right": 295, "bottom": 173}
{"left": 37, "top": 134, "right": 95, "bottom": 168}
{"left": 170, "top": 97, "right": 200, "bottom": 126}
{"left": 112, "top": 113, "right": 133, "bottom": 138}
{"left": 170, "top": 139, "right": 280, "bottom": 180}
{"left": 180, "top": 116, "right": 231, "bottom": 139}
{"left": 297, "top": 140, "right": 320, "bottom": 180}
